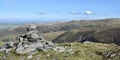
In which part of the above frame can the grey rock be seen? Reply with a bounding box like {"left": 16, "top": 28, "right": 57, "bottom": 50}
{"left": 15, "top": 42, "right": 43, "bottom": 54}
{"left": 1, "top": 56, "right": 6, "bottom": 60}
{"left": 83, "top": 41, "right": 92, "bottom": 44}
{"left": 53, "top": 46, "right": 65, "bottom": 53}
{"left": 29, "top": 51, "right": 37, "bottom": 55}
{"left": 36, "top": 57, "right": 40, "bottom": 60}
{"left": 27, "top": 55, "right": 33, "bottom": 59}
{"left": 105, "top": 51, "right": 117, "bottom": 58}
{"left": 0, "top": 43, "right": 12, "bottom": 53}
{"left": 0, "top": 25, "right": 65, "bottom": 55}
{"left": 52, "top": 58, "right": 58, "bottom": 60}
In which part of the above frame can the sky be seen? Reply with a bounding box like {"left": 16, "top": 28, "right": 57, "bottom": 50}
{"left": 0, "top": 0, "right": 120, "bottom": 23}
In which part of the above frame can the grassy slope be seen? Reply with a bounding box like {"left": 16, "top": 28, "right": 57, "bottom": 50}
{"left": 0, "top": 18, "right": 120, "bottom": 42}
{"left": 0, "top": 18, "right": 120, "bottom": 60}
{"left": 0, "top": 42, "right": 120, "bottom": 60}
{"left": 52, "top": 26, "right": 120, "bottom": 45}
{"left": 41, "top": 31, "right": 66, "bottom": 41}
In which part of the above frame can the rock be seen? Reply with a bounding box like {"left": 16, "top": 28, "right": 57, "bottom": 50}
{"left": 83, "top": 41, "right": 92, "bottom": 44}
{"left": 54, "top": 46, "right": 65, "bottom": 53}
{"left": 0, "top": 25, "right": 65, "bottom": 55}
{"left": 52, "top": 58, "right": 58, "bottom": 60}
{"left": 14, "top": 25, "right": 56, "bottom": 54}
{"left": 36, "top": 57, "right": 40, "bottom": 60}
{"left": 105, "top": 51, "right": 117, "bottom": 58}
{"left": 5, "top": 49, "right": 11, "bottom": 56}
{"left": 1, "top": 56, "right": 6, "bottom": 60}
{"left": 0, "top": 43, "right": 12, "bottom": 53}
{"left": 27, "top": 55, "right": 33, "bottom": 59}
{"left": 29, "top": 51, "right": 37, "bottom": 55}
{"left": 5, "top": 49, "right": 11, "bottom": 53}
{"left": 110, "top": 53, "right": 117, "bottom": 57}
{"left": 66, "top": 49, "right": 75, "bottom": 54}
{"left": 15, "top": 42, "right": 44, "bottom": 54}
{"left": 0, "top": 47, "right": 6, "bottom": 52}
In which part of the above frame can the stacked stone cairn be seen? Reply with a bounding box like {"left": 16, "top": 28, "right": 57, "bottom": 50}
{"left": 0, "top": 25, "right": 65, "bottom": 54}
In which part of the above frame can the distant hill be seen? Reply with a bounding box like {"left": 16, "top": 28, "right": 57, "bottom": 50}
{"left": 0, "top": 18, "right": 120, "bottom": 45}
{"left": 52, "top": 25, "right": 120, "bottom": 45}
{"left": 0, "top": 23, "right": 21, "bottom": 29}
{"left": 11, "top": 18, "right": 120, "bottom": 33}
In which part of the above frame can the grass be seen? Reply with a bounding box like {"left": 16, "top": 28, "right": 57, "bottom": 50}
{"left": 41, "top": 31, "right": 65, "bottom": 41}
{"left": 0, "top": 42, "right": 120, "bottom": 60}
{"left": 0, "top": 42, "right": 4, "bottom": 46}
{"left": 0, "top": 33, "right": 20, "bottom": 42}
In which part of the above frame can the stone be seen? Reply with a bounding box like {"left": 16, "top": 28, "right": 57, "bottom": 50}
{"left": 110, "top": 53, "right": 117, "bottom": 57}
{"left": 0, "top": 25, "right": 65, "bottom": 55}
{"left": 29, "top": 51, "right": 37, "bottom": 55}
{"left": 0, "top": 47, "right": 6, "bottom": 52}
{"left": 1, "top": 56, "right": 6, "bottom": 60}
{"left": 83, "top": 41, "right": 92, "bottom": 44}
{"left": 46, "top": 54, "right": 50, "bottom": 57}
{"left": 0, "top": 43, "right": 13, "bottom": 53}
{"left": 54, "top": 46, "right": 65, "bottom": 53}
{"left": 105, "top": 51, "right": 117, "bottom": 58}
{"left": 36, "top": 57, "right": 40, "bottom": 60}
{"left": 15, "top": 42, "right": 44, "bottom": 54}
{"left": 52, "top": 58, "right": 58, "bottom": 60}
{"left": 27, "top": 55, "right": 33, "bottom": 59}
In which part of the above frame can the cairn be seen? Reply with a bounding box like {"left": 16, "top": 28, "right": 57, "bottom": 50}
{"left": 14, "top": 25, "right": 55, "bottom": 54}
{"left": 0, "top": 25, "right": 65, "bottom": 54}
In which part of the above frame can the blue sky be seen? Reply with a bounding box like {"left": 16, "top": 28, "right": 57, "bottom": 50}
{"left": 0, "top": 0, "right": 120, "bottom": 23}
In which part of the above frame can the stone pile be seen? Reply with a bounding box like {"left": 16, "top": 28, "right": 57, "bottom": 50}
{"left": 0, "top": 25, "right": 65, "bottom": 54}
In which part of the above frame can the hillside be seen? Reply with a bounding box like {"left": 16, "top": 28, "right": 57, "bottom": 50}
{"left": 36, "top": 18, "right": 120, "bottom": 33}
{"left": 0, "top": 18, "right": 120, "bottom": 45}
{"left": 0, "top": 43, "right": 120, "bottom": 60}
{"left": 7, "top": 18, "right": 120, "bottom": 33}
{"left": 52, "top": 25, "right": 120, "bottom": 45}
{"left": 0, "top": 18, "right": 120, "bottom": 60}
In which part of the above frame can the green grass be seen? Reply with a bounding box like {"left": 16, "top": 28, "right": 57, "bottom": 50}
{"left": 0, "top": 33, "right": 19, "bottom": 42}
{"left": 41, "top": 31, "right": 65, "bottom": 41}
{"left": 0, "top": 42, "right": 120, "bottom": 60}
{"left": 0, "top": 42, "right": 4, "bottom": 46}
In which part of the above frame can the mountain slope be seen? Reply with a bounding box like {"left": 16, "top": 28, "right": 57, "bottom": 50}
{"left": 0, "top": 18, "right": 120, "bottom": 45}
{"left": 52, "top": 25, "right": 120, "bottom": 45}
{"left": 0, "top": 42, "right": 120, "bottom": 60}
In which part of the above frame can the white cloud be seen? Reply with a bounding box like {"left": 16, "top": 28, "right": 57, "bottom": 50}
{"left": 84, "top": 10, "right": 95, "bottom": 15}
{"left": 70, "top": 11, "right": 81, "bottom": 15}
{"left": 70, "top": 10, "right": 96, "bottom": 15}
